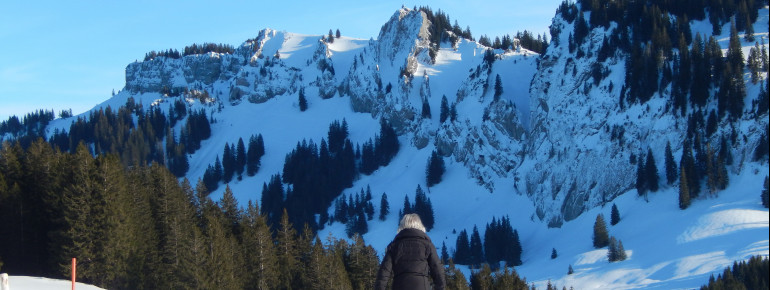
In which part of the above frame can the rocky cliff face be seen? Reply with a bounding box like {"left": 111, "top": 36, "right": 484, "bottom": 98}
{"left": 521, "top": 8, "right": 769, "bottom": 227}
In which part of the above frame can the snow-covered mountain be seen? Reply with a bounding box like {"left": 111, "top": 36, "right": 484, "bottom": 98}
{"left": 35, "top": 5, "right": 768, "bottom": 289}
{"left": 522, "top": 4, "right": 770, "bottom": 227}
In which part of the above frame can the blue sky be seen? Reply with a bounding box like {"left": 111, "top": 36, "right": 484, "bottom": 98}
{"left": 0, "top": 0, "right": 563, "bottom": 121}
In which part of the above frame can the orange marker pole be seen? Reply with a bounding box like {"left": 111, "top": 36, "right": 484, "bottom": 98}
{"left": 72, "top": 258, "right": 76, "bottom": 290}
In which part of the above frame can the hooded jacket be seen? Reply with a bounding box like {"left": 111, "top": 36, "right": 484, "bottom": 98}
{"left": 375, "top": 228, "right": 446, "bottom": 290}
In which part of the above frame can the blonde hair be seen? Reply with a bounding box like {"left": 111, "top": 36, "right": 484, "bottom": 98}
{"left": 398, "top": 213, "right": 426, "bottom": 233}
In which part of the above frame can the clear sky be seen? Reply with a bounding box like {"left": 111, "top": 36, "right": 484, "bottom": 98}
{"left": 0, "top": 0, "right": 563, "bottom": 121}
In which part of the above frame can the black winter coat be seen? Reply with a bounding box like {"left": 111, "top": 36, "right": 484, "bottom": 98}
{"left": 374, "top": 228, "right": 446, "bottom": 290}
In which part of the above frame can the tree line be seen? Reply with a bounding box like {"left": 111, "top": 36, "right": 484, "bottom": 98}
{"left": 700, "top": 255, "right": 769, "bottom": 290}
{"left": 0, "top": 139, "right": 382, "bottom": 289}
{"left": 452, "top": 216, "right": 523, "bottom": 269}
{"left": 0, "top": 139, "right": 547, "bottom": 290}
{"left": 202, "top": 134, "right": 265, "bottom": 191}
{"left": 256, "top": 118, "right": 400, "bottom": 235}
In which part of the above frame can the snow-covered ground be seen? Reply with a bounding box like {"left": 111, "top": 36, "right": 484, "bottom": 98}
{"left": 4, "top": 276, "right": 103, "bottom": 290}
{"left": 519, "top": 163, "right": 768, "bottom": 289}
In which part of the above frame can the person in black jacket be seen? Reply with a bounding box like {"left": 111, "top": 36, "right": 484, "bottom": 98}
{"left": 375, "top": 213, "right": 446, "bottom": 290}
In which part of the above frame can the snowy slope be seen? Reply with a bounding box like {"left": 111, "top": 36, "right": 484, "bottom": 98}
{"left": 38, "top": 5, "right": 769, "bottom": 290}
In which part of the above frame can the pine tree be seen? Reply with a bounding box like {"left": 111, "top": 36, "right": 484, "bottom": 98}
{"left": 593, "top": 214, "right": 609, "bottom": 248}
{"left": 305, "top": 236, "right": 325, "bottom": 289}
{"left": 421, "top": 97, "right": 432, "bottom": 119}
{"left": 494, "top": 74, "right": 503, "bottom": 102}
{"left": 762, "top": 176, "right": 769, "bottom": 208}
{"left": 450, "top": 102, "right": 458, "bottom": 121}
{"left": 454, "top": 229, "right": 470, "bottom": 265}
{"left": 646, "top": 148, "right": 659, "bottom": 192}
{"left": 219, "top": 185, "right": 241, "bottom": 237}
{"left": 617, "top": 240, "right": 627, "bottom": 261}
{"left": 242, "top": 201, "right": 278, "bottom": 290}
{"left": 401, "top": 194, "right": 412, "bottom": 217}
{"left": 236, "top": 138, "right": 246, "bottom": 178}
{"left": 276, "top": 209, "right": 299, "bottom": 290}
{"left": 551, "top": 248, "right": 558, "bottom": 259}
{"left": 706, "top": 144, "right": 718, "bottom": 197}
{"left": 470, "top": 264, "right": 493, "bottom": 289}
{"left": 441, "top": 242, "right": 449, "bottom": 264}
{"left": 298, "top": 88, "right": 308, "bottom": 112}
{"left": 610, "top": 203, "right": 620, "bottom": 226}
{"left": 440, "top": 95, "right": 450, "bottom": 123}
{"left": 60, "top": 143, "right": 102, "bottom": 281}
{"left": 568, "top": 264, "right": 574, "bottom": 275}
{"left": 608, "top": 236, "right": 619, "bottom": 262}
{"left": 378, "top": 193, "right": 389, "bottom": 221}
{"left": 200, "top": 196, "right": 244, "bottom": 290}
{"left": 413, "top": 185, "right": 435, "bottom": 231}
{"left": 426, "top": 150, "right": 445, "bottom": 187}
{"left": 665, "top": 141, "right": 677, "bottom": 185}
{"left": 679, "top": 167, "right": 691, "bottom": 209}
{"left": 222, "top": 143, "right": 235, "bottom": 183}
{"left": 445, "top": 259, "right": 470, "bottom": 290}
{"left": 246, "top": 134, "right": 263, "bottom": 176}
{"left": 469, "top": 225, "right": 483, "bottom": 267}
{"left": 346, "top": 234, "right": 379, "bottom": 289}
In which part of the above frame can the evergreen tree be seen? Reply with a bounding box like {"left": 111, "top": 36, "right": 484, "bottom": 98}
{"left": 440, "top": 95, "right": 450, "bottom": 123}
{"left": 470, "top": 264, "right": 493, "bottom": 289}
{"left": 608, "top": 236, "right": 619, "bottom": 262}
{"left": 568, "top": 264, "right": 574, "bottom": 275}
{"left": 665, "top": 141, "right": 678, "bottom": 185}
{"left": 346, "top": 234, "right": 379, "bottom": 289}
{"left": 203, "top": 202, "right": 244, "bottom": 290}
{"left": 222, "top": 143, "right": 235, "bottom": 183}
{"left": 610, "top": 203, "right": 620, "bottom": 226}
{"left": 593, "top": 214, "right": 609, "bottom": 248}
{"left": 551, "top": 248, "right": 558, "bottom": 259}
{"left": 636, "top": 152, "right": 647, "bottom": 196}
{"left": 379, "top": 193, "right": 389, "bottom": 221}
{"left": 219, "top": 185, "right": 241, "bottom": 237}
{"left": 242, "top": 201, "right": 278, "bottom": 290}
{"left": 508, "top": 227, "right": 523, "bottom": 267}
{"left": 276, "top": 209, "right": 300, "bottom": 290}
{"left": 617, "top": 240, "right": 627, "bottom": 261}
{"left": 365, "top": 200, "right": 374, "bottom": 221}
{"left": 494, "top": 74, "right": 503, "bottom": 102}
{"left": 445, "top": 259, "right": 470, "bottom": 290}
{"left": 246, "top": 134, "right": 263, "bottom": 176}
{"left": 426, "top": 150, "right": 446, "bottom": 187}
{"left": 441, "top": 242, "right": 449, "bottom": 264}
{"left": 401, "top": 195, "right": 412, "bottom": 217}
{"left": 681, "top": 140, "right": 700, "bottom": 198}
{"left": 450, "top": 102, "right": 458, "bottom": 122}
{"left": 413, "top": 185, "right": 435, "bottom": 231}
{"left": 236, "top": 138, "right": 246, "bottom": 178}
{"left": 679, "top": 167, "right": 691, "bottom": 209}
{"left": 454, "top": 229, "right": 470, "bottom": 265}
{"left": 298, "top": 88, "right": 308, "bottom": 112}
{"left": 646, "top": 148, "right": 659, "bottom": 192}
{"left": 421, "top": 97, "right": 432, "bottom": 119}
{"left": 469, "top": 225, "right": 483, "bottom": 267}
{"left": 376, "top": 118, "right": 399, "bottom": 167}
{"left": 762, "top": 176, "right": 769, "bottom": 208}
